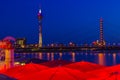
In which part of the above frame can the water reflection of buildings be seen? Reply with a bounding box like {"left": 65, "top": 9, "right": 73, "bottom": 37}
{"left": 98, "top": 53, "right": 106, "bottom": 65}
{"left": 0, "top": 50, "right": 119, "bottom": 69}
{"left": 59, "top": 52, "right": 62, "bottom": 60}
{"left": 51, "top": 53, "right": 54, "bottom": 61}
{"left": 71, "top": 52, "right": 75, "bottom": 62}
{"left": 113, "top": 53, "right": 116, "bottom": 65}
{"left": 47, "top": 53, "right": 50, "bottom": 61}
{"left": 14, "top": 52, "right": 76, "bottom": 63}
{"left": 39, "top": 52, "right": 42, "bottom": 60}
{"left": 97, "top": 53, "right": 117, "bottom": 66}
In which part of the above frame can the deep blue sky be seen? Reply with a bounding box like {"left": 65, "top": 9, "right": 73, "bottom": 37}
{"left": 0, "top": 0, "right": 120, "bottom": 45}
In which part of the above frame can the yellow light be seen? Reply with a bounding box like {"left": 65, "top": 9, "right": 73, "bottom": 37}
{"left": 14, "top": 62, "right": 20, "bottom": 65}
{"left": 98, "top": 53, "right": 105, "bottom": 65}
{"left": 72, "top": 52, "right": 75, "bottom": 62}
{"left": 21, "top": 63, "right": 25, "bottom": 66}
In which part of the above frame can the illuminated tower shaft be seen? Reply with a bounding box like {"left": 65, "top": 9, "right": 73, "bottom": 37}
{"left": 4, "top": 41, "right": 14, "bottom": 69}
{"left": 5, "top": 49, "right": 14, "bottom": 69}
{"left": 99, "top": 18, "right": 104, "bottom": 46}
{"left": 38, "top": 9, "right": 43, "bottom": 47}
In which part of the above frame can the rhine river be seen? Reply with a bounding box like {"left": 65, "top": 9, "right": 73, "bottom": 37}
{"left": 14, "top": 51, "right": 120, "bottom": 66}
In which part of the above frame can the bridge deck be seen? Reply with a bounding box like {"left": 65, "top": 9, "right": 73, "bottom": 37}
{"left": 14, "top": 46, "right": 120, "bottom": 53}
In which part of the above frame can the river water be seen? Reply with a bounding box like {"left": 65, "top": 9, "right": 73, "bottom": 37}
{"left": 14, "top": 51, "right": 120, "bottom": 66}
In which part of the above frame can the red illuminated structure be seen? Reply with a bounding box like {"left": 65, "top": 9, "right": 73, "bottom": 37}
{"left": 38, "top": 9, "right": 43, "bottom": 47}
{"left": 0, "top": 40, "right": 12, "bottom": 49}
{"left": 1, "top": 36, "right": 15, "bottom": 49}
{"left": 0, "top": 36, "right": 15, "bottom": 69}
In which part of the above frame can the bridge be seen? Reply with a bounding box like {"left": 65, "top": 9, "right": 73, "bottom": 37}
{"left": 1, "top": 36, "right": 120, "bottom": 53}
{"left": 14, "top": 46, "right": 120, "bottom": 53}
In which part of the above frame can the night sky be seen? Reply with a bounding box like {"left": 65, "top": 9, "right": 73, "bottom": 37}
{"left": 0, "top": 0, "right": 120, "bottom": 45}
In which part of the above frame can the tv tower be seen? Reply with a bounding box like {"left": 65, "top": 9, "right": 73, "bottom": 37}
{"left": 38, "top": 9, "right": 43, "bottom": 47}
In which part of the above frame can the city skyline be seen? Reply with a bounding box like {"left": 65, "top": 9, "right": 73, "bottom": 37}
{"left": 0, "top": 0, "right": 120, "bottom": 44}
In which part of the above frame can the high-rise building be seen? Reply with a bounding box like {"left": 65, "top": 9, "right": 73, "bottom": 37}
{"left": 38, "top": 9, "right": 43, "bottom": 47}
{"left": 99, "top": 18, "right": 105, "bottom": 46}
{"left": 92, "top": 18, "right": 105, "bottom": 46}
{"left": 14, "top": 38, "right": 26, "bottom": 48}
